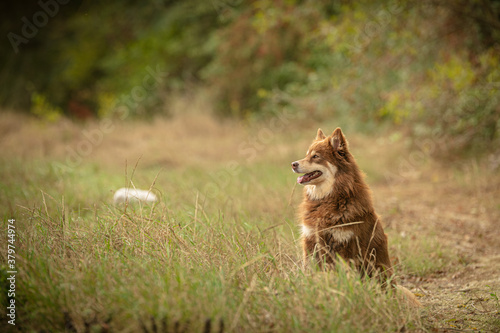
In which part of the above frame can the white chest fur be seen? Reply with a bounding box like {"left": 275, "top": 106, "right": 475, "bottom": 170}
{"left": 301, "top": 224, "right": 354, "bottom": 243}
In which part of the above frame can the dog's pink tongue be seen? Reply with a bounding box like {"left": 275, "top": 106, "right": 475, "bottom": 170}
{"left": 297, "top": 175, "right": 306, "bottom": 184}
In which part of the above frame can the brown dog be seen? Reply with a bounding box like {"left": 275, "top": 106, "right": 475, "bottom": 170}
{"left": 292, "top": 128, "right": 421, "bottom": 306}
{"left": 292, "top": 128, "right": 392, "bottom": 278}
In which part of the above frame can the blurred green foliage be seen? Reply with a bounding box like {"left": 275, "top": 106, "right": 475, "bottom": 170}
{"left": 31, "top": 92, "right": 63, "bottom": 122}
{"left": 1, "top": 1, "right": 222, "bottom": 118}
{"left": 1, "top": 0, "right": 499, "bottom": 155}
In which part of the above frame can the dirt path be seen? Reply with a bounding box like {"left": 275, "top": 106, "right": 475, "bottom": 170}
{"left": 375, "top": 171, "right": 500, "bottom": 332}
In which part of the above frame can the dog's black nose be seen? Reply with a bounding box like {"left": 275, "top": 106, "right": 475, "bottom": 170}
{"left": 291, "top": 161, "right": 299, "bottom": 168}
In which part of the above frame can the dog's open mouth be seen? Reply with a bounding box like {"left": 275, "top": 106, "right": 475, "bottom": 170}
{"left": 297, "top": 171, "right": 322, "bottom": 184}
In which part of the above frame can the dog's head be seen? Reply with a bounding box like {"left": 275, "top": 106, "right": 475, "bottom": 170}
{"left": 291, "top": 128, "right": 351, "bottom": 199}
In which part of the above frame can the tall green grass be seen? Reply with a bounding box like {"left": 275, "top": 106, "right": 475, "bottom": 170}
{"left": 0, "top": 156, "right": 439, "bottom": 332}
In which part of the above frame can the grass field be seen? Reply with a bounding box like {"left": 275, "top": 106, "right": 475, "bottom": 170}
{"left": 1, "top": 106, "right": 499, "bottom": 332}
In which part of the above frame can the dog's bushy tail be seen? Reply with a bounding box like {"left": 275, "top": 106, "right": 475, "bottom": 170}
{"left": 396, "top": 285, "right": 422, "bottom": 308}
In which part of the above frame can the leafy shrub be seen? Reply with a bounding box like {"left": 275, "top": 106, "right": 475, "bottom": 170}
{"left": 380, "top": 51, "right": 500, "bottom": 155}
{"left": 31, "top": 93, "right": 62, "bottom": 122}
{"left": 1, "top": 0, "right": 499, "bottom": 155}
{"left": 202, "top": 1, "right": 337, "bottom": 117}
{"left": 1, "top": 1, "right": 222, "bottom": 118}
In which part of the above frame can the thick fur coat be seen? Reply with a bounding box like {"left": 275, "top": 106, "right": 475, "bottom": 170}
{"left": 292, "top": 128, "right": 393, "bottom": 279}
{"left": 292, "top": 128, "right": 421, "bottom": 307}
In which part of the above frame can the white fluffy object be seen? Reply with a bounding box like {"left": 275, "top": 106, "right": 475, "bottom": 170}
{"left": 113, "top": 188, "right": 158, "bottom": 204}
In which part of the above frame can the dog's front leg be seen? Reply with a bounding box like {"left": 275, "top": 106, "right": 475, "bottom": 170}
{"left": 302, "top": 236, "right": 338, "bottom": 270}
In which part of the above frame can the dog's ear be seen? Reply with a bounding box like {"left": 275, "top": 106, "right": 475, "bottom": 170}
{"left": 316, "top": 128, "right": 326, "bottom": 140}
{"left": 330, "top": 127, "right": 348, "bottom": 155}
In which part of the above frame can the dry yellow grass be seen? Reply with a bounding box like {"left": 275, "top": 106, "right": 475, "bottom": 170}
{"left": 1, "top": 102, "right": 499, "bottom": 331}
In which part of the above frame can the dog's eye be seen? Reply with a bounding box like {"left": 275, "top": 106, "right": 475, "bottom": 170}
{"left": 313, "top": 155, "right": 319, "bottom": 159}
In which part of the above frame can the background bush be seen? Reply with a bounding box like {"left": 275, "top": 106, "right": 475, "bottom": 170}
{"left": 1, "top": 0, "right": 499, "bottom": 155}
